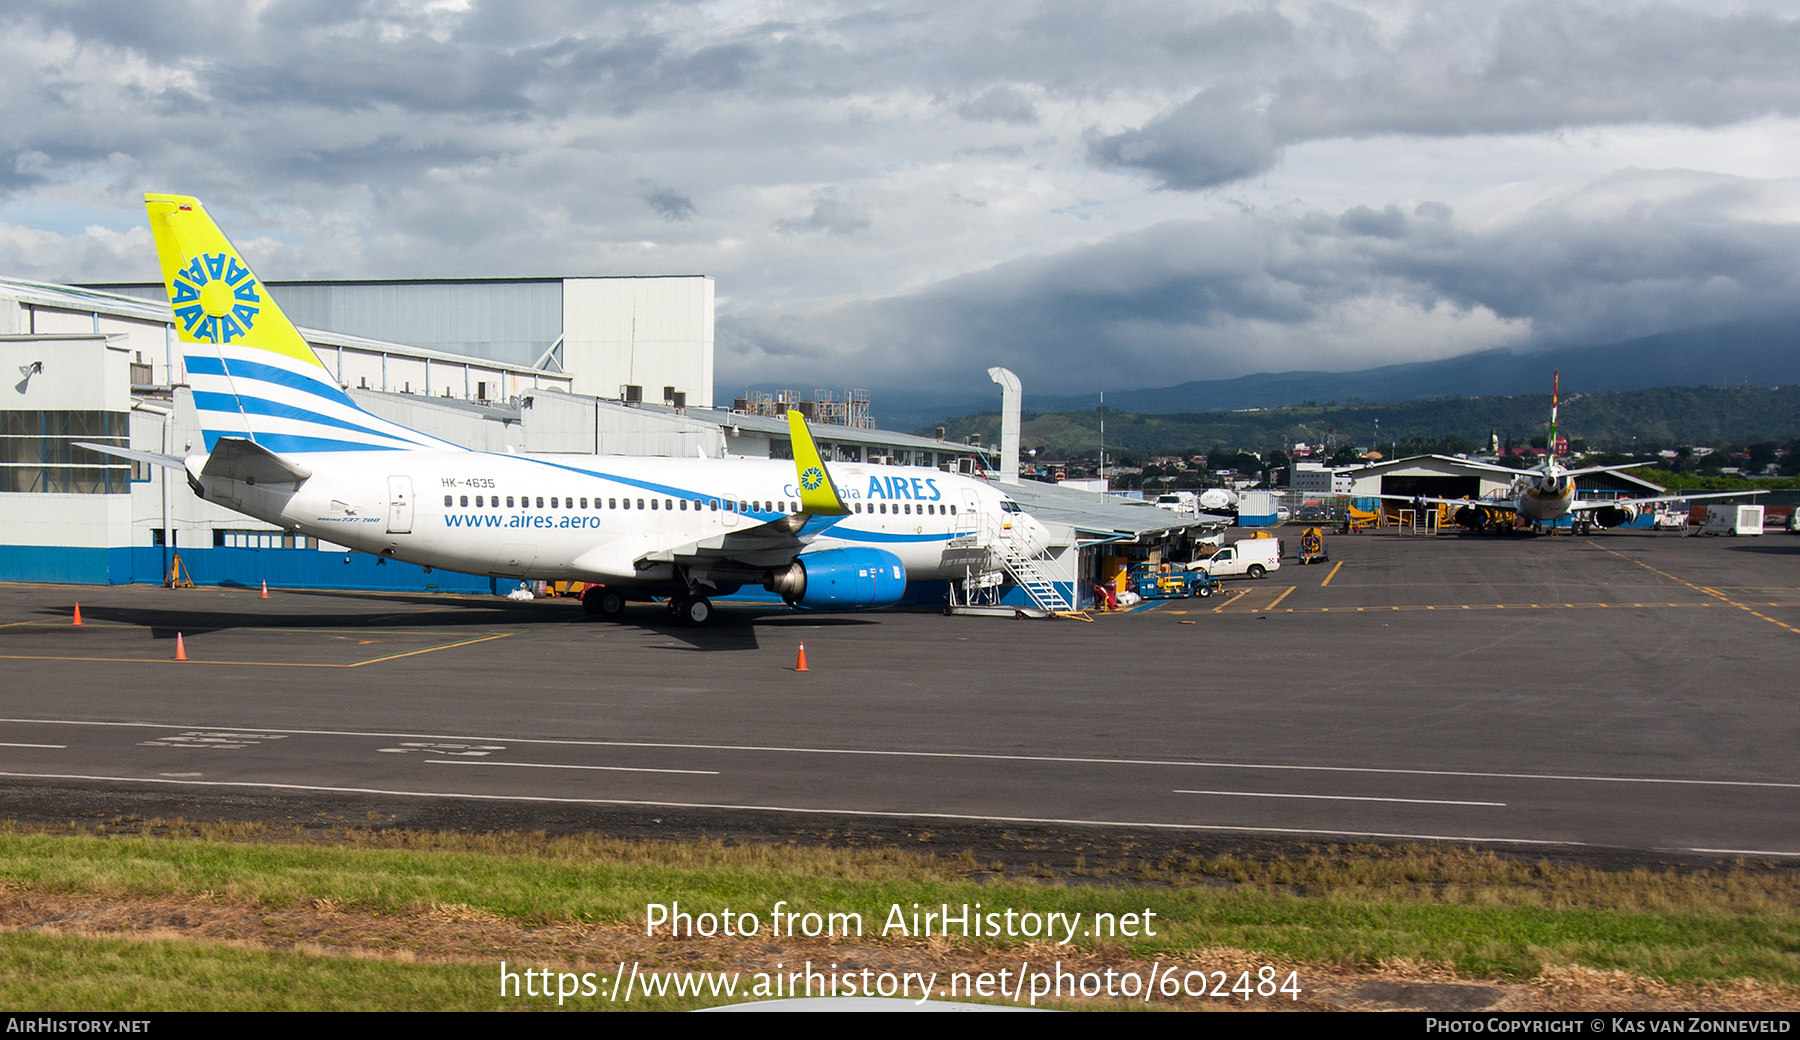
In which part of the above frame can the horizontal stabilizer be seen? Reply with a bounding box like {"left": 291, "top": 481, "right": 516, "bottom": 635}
{"left": 200, "top": 437, "right": 313, "bottom": 487}
{"left": 73, "top": 443, "right": 186, "bottom": 470}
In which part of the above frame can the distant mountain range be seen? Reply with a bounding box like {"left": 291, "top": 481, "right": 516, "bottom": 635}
{"left": 863, "top": 314, "right": 1800, "bottom": 432}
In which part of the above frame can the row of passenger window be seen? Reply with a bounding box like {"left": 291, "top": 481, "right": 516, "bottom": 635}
{"left": 445, "top": 494, "right": 785, "bottom": 512}
{"left": 854, "top": 502, "right": 956, "bottom": 515}
{"left": 441, "top": 493, "right": 959, "bottom": 517}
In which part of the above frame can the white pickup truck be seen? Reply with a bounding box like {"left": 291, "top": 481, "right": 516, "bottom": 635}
{"left": 1186, "top": 538, "right": 1283, "bottom": 580}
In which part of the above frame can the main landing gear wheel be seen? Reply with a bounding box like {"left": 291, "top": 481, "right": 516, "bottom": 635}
{"left": 583, "top": 586, "right": 627, "bottom": 619}
{"left": 674, "top": 595, "right": 714, "bottom": 627}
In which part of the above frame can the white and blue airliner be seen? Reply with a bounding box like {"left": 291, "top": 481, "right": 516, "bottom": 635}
{"left": 86, "top": 195, "right": 1051, "bottom": 625}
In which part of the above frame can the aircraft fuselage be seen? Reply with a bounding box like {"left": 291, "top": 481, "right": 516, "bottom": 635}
{"left": 188, "top": 449, "right": 1045, "bottom": 587}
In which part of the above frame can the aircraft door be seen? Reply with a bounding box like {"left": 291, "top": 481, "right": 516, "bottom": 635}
{"left": 387, "top": 476, "right": 414, "bottom": 534}
{"left": 958, "top": 489, "right": 979, "bottom": 537}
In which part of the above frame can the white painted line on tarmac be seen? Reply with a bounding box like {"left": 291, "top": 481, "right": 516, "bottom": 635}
{"left": 0, "top": 770, "right": 1589, "bottom": 848}
{"left": 0, "top": 742, "right": 65, "bottom": 749}
{"left": 1685, "top": 847, "right": 1800, "bottom": 859}
{"left": 0, "top": 717, "right": 1793, "bottom": 790}
{"left": 427, "top": 759, "right": 717, "bottom": 775}
{"left": 1176, "top": 789, "right": 1504, "bottom": 806}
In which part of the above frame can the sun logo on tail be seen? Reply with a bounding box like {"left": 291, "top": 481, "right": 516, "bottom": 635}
{"left": 170, "top": 252, "right": 263, "bottom": 343}
{"left": 801, "top": 466, "right": 825, "bottom": 491}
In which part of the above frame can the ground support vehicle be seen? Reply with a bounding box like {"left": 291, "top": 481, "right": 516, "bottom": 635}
{"left": 1185, "top": 538, "right": 1283, "bottom": 580}
{"left": 1297, "top": 527, "right": 1329, "bottom": 565}
{"left": 1704, "top": 504, "right": 1764, "bottom": 536}
{"left": 1129, "top": 565, "right": 1219, "bottom": 600}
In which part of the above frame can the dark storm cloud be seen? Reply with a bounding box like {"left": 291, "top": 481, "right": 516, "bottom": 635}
{"left": 639, "top": 183, "right": 695, "bottom": 222}
{"left": 5, "top": 0, "right": 1800, "bottom": 387}
{"left": 19, "top": 0, "right": 247, "bottom": 59}
{"left": 1093, "top": 2, "right": 1800, "bottom": 189}
{"left": 773, "top": 190, "right": 869, "bottom": 236}
{"left": 210, "top": 37, "right": 544, "bottom": 115}
{"left": 956, "top": 86, "right": 1038, "bottom": 125}
{"left": 725, "top": 170, "right": 1800, "bottom": 395}
{"left": 11, "top": 1, "right": 1795, "bottom": 209}
{"left": 1088, "top": 88, "right": 1281, "bottom": 190}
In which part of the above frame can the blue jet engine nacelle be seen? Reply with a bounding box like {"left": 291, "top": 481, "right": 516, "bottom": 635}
{"left": 766, "top": 547, "right": 907, "bottom": 609}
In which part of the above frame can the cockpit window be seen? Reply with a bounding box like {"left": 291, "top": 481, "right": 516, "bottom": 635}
{"left": 999, "top": 500, "right": 1022, "bottom": 513}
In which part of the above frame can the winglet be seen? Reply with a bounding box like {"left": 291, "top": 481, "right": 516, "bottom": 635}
{"left": 787, "top": 411, "right": 850, "bottom": 516}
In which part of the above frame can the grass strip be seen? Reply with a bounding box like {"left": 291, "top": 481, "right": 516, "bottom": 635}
{"left": 1, "top": 822, "right": 1797, "bottom": 1009}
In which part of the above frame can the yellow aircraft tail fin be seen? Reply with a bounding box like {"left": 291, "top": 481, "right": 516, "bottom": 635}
{"left": 144, "top": 194, "right": 321, "bottom": 369}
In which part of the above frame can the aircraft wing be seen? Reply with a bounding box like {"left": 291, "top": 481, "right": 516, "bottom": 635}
{"left": 636, "top": 411, "right": 854, "bottom": 570}
{"left": 1372, "top": 493, "right": 1519, "bottom": 513}
{"left": 1568, "top": 489, "right": 1766, "bottom": 513}
{"left": 638, "top": 512, "right": 847, "bottom": 568}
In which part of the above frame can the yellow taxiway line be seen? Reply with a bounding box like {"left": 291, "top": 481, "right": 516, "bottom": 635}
{"left": 1586, "top": 540, "right": 1800, "bottom": 635}
{"left": 0, "top": 632, "right": 516, "bottom": 668}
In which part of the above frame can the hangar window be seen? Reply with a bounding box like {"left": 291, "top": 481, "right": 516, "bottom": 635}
{"left": 217, "top": 529, "right": 311, "bottom": 550}
{"left": 2, "top": 411, "right": 132, "bottom": 494}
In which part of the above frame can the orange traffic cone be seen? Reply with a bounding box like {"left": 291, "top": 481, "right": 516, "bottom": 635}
{"left": 795, "top": 643, "right": 809, "bottom": 672}
{"left": 173, "top": 633, "right": 187, "bottom": 662}
{"left": 71, "top": 603, "right": 83, "bottom": 626}
{"left": 260, "top": 581, "right": 269, "bottom": 599}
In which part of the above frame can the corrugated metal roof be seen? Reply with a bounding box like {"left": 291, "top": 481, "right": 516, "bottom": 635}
{"left": 81, "top": 279, "right": 563, "bottom": 367}
{"left": 702, "top": 408, "right": 995, "bottom": 455}
{"left": 0, "top": 277, "right": 173, "bottom": 321}
{"left": 0, "top": 276, "right": 557, "bottom": 377}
